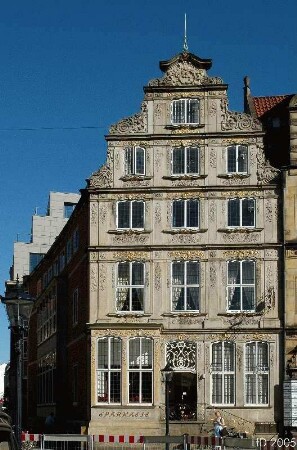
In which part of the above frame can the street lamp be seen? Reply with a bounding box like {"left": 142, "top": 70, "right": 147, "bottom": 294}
{"left": 0, "top": 282, "right": 34, "bottom": 447}
{"left": 161, "top": 363, "right": 174, "bottom": 450}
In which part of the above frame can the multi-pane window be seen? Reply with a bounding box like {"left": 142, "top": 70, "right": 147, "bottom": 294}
{"left": 227, "top": 145, "right": 248, "bottom": 173}
{"left": 227, "top": 260, "right": 255, "bottom": 311}
{"left": 73, "top": 229, "right": 79, "bottom": 253}
{"left": 97, "top": 337, "right": 121, "bottom": 403}
{"left": 172, "top": 146, "right": 199, "bottom": 175}
{"left": 211, "top": 341, "right": 235, "bottom": 405}
{"left": 116, "top": 262, "right": 144, "bottom": 312}
{"left": 171, "top": 99, "right": 199, "bottom": 124}
{"left": 73, "top": 364, "right": 78, "bottom": 403}
{"left": 128, "top": 337, "right": 153, "bottom": 404}
{"left": 125, "top": 147, "right": 145, "bottom": 175}
{"left": 37, "top": 288, "right": 57, "bottom": 344}
{"left": 172, "top": 199, "right": 199, "bottom": 228}
{"left": 171, "top": 261, "right": 200, "bottom": 311}
{"left": 117, "top": 201, "right": 144, "bottom": 229}
{"left": 228, "top": 198, "right": 255, "bottom": 227}
{"left": 72, "top": 288, "right": 78, "bottom": 326}
{"left": 37, "top": 351, "right": 56, "bottom": 405}
{"left": 245, "top": 342, "right": 269, "bottom": 405}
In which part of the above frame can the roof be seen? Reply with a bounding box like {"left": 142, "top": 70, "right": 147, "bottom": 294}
{"left": 159, "top": 51, "right": 212, "bottom": 72}
{"left": 253, "top": 95, "right": 293, "bottom": 118}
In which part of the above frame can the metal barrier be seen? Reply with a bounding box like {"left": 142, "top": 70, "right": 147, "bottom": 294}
{"left": 20, "top": 434, "right": 264, "bottom": 450}
{"left": 42, "top": 434, "right": 91, "bottom": 450}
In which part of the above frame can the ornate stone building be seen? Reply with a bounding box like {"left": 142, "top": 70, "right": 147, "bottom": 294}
{"left": 27, "top": 50, "right": 283, "bottom": 436}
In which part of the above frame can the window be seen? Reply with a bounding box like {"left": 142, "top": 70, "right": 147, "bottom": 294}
{"left": 29, "top": 253, "right": 45, "bottom": 273}
{"left": 245, "top": 342, "right": 269, "bottom": 405}
{"left": 97, "top": 337, "right": 121, "bottom": 403}
{"left": 116, "top": 262, "right": 144, "bottom": 312}
{"left": 171, "top": 261, "right": 200, "bottom": 311}
{"left": 37, "top": 288, "right": 57, "bottom": 344}
{"left": 72, "top": 288, "right": 78, "bottom": 326}
{"left": 171, "top": 99, "right": 199, "bottom": 124}
{"left": 73, "top": 229, "right": 79, "bottom": 253}
{"left": 172, "top": 199, "right": 199, "bottom": 228}
{"left": 64, "top": 202, "right": 76, "bottom": 218}
{"left": 172, "top": 146, "right": 199, "bottom": 175}
{"left": 66, "top": 238, "right": 72, "bottom": 263}
{"left": 37, "top": 351, "right": 56, "bottom": 404}
{"left": 73, "top": 364, "right": 78, "bottom": 403}
{"left": 211, "top": 341, "right": 235, "bottom": 405}
{"left": 125, "top": 147, "right": 145, "bottom": 175}
{"left": 59, "top": 250, "right": 65, "bottom": 271}
{"left": 227, "top": 260, "right": 255, "bottom": 312}
{"left": 117, "top": 201, "right": 144, "bottom": 229}
{"left": 228, "top": 198, "right": 255, "bottom": 227}
{"left": 128, "top": 337, "right": 153, "bottom": 404}
{"left": 227, "top": 145, "right": 248, "bottom": 173}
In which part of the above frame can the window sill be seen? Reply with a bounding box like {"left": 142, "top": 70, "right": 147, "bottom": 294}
{"left": 217, "top": 312, "right": 259, "bottom": 317}
{"left": 218, "top": 228, "right": 263, "bottom": 233}
{"left": 217, "top": 173, "right": 250, "bottom": 179}
{"left": 162, "top": 312, "right": 207, "bottom": 317}
{"left": 108, "top": 229, "right": 152, "bottom": 235}
{"left": 107, "top": 312, "right": 150, "bottom": 318}
{"left": 163, "top": 228, "right": 207, "bottom": 234}
{"left": 163, "top": 175, "right": 207, "bottom": 180}
{"left": 120, "top": 175, "right": 153, "bottom": 181}
{"left": 165, "top": 124, "right": 205, "bottom": 130}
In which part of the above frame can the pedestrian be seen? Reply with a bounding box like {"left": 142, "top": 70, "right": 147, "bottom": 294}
{"left": 213, "top": 410, "right": 225, "bottom": 437}
{"left": 45, "top": 412, "right": 55, "bottom": 433}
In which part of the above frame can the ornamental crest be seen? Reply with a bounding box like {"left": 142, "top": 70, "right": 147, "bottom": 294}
{"left": 149, "top": 61, "right": 223, "bottom": 87}
{"left": 109, "top": 102, "right": 148, "bottom": 134}
{"left": 256, "top": 151, "right": 280, "bottom": 185}
{"left": 221, "top": 98, "right": 262, "bottom": 131}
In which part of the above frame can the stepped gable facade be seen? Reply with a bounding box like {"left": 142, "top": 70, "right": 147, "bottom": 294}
{"left": 27, "top": 50, "right": 283, "bottom": 436}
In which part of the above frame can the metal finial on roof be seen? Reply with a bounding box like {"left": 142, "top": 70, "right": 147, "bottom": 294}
{"left": 183, "top": 13, "right": 189, "bottom": 52}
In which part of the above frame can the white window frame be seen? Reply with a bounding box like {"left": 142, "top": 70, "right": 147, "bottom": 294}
{"left": 125, "top": 146, "right": 145, "bottom": 175}
{"left": 227, "top": 198, "right": 255, "bottom": 228}
{"left": 72, "top": 288, "right": 78, "bottom": 326}
{"left": 128, "top": 337, "right": 153, "bottom": 404}
{"left": 171, "top": 146, "right": 200, "bottom": 175}
{"left": 116, "top": 200, "right": 145, "bottom": 230}
{"left": 171, "top": 99, "right": 200, "bottom": 125}
{"left": 227, "top": 260, "right": 256, "bottom": 312}
{"left": 226, "top": 145, "right": 248, "bottom": 174}
{"left": 116, "top": 261, "right": 145, "bottom": 312}
{"left": 171, "top": 261, "right": 200, "bottom": 311}
{"left": 96, "top": 337, "right": 122, "bottom": 404}
{"left": 211, "top": 341, "right": 235, "bottom": 406}
{"left": 172, "top": 199, "right": 199, "bottom": 229}
{"left": 245, "top": 341, "right": 269, "bottom": 405}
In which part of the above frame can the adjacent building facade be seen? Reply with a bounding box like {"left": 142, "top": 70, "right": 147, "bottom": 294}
{"left": 3, "top": 191, "right": 80, "bottom": 431}
{"left": 26, "top": 50, "right": 284, "bottom": 436}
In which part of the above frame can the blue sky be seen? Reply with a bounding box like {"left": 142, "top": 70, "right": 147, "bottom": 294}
{"left": 0, "top": 0, "right": 296, "bottom": 363}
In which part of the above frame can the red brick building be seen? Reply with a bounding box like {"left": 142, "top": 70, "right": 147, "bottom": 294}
{"left": 26, "top": 193, "right": 90, "bottom": 432}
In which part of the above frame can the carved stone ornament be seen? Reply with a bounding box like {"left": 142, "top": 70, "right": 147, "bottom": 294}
{"left": 109, "top": 102, "right": 148, "bottom": 134}
{"left": 256, "top": 151, "right": 280, "bottom": 184}
{"left": 169, "top": 250, "right": 204, "bottom": 260}
{"left": 148, "top": 60, "right": 223, "bottom": 87}
{"left": 221, "top": 98, "right": 262, "bottom": 131}
{"left": 223, "top": 250, "right": 259, "bottom": 259}
{"left": 113, "top": 251, "right": 149, "bottom": 261}
{"left": 89, "top": 163, "right": 112, "bottom": 188}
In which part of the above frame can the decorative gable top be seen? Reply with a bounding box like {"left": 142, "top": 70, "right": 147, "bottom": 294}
{"left": 148, "top": 51, "right": 224, "bottom": 87}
